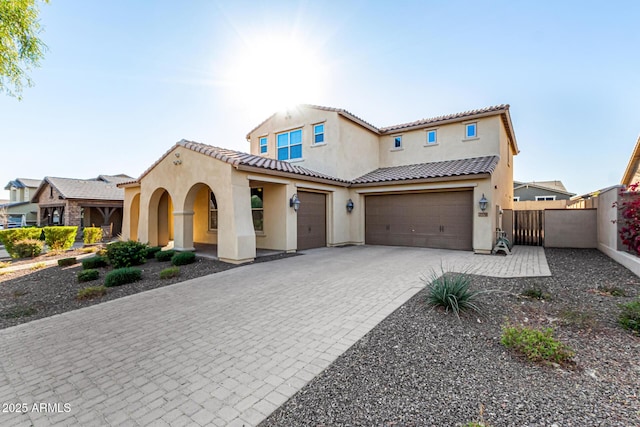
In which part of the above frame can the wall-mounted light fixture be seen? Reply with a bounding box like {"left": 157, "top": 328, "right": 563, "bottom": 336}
{"left": 479, "top": 194, "right": 488, "bottom": 212}
{"left": 346, "top": 199, "right": 354, "bottom": 213}
{"left": 290, "top": 194, "right": 301, "bottom": 212}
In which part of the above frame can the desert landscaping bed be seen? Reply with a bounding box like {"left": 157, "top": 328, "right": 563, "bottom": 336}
{"left": 0, "top": 248, "right": 294, "bottom": 330}
{"left": 260, "top": 248, "right": 640, "bottom": 427}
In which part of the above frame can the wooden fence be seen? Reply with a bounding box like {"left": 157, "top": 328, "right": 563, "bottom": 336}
{"left": 513, "top": 210, "right": 544, "bottom": 246}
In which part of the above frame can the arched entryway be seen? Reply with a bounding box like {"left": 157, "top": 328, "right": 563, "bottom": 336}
{"left": 148, "top": 188, "right": 173, "bottom": 247}
{"left": 179, "top": 183, "right": 217, "bottom": 252}
{"left": 129, "top": 193, "right": 141, "bottom": 242}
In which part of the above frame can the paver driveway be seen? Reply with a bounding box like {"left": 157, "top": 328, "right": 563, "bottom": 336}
{"left": 0, "top": 245, "right": 549, "bottom": 426}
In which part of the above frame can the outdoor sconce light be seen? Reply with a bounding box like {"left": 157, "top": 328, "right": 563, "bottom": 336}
{"left": 346, "top": 199, "right": 354, "bottom": 213}
{"left": 290, "top": 194, "right": 301, "bottom": 212}
{"left": 479, "top": 194, "right": 488, "bottom": 212}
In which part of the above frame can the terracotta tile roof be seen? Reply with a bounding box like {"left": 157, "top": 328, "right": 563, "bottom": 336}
{"left": 379, "top": 104, "right": 510, "bottom": 133}
{"left": 130, "top": 140, "right": 349, "bottom": 185}
{"left": 43, "top": 177, "right": 125, "bottom": 201}
{"left": 351, "top": 156, "right": 500, "bottom": 184}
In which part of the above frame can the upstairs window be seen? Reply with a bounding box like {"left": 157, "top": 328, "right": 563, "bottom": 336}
{"left": 259, "top": 137, "right": 268, "bottom": 154}
{"left": 535, "top": 195, "right": 556, "bottom": 201}
{"left": 313, "top": 124, "right": 324, "bottom": 144}
{"left": 426, "top": 130, "right": 437, "bottom": 145}
{"left": 277, "top": 129, "right": 302, "bottom": 161}
{"left": 209, "top": 192, "right": 218, "bottom": 230}
{"left": 251, "top": 188, "right": 264, "bottom": 232}
{"left": 394, "top": 136, "right": 402, "bottom": 149}
{"left": 465, "top": 123, "right": 477, "bottom": 139}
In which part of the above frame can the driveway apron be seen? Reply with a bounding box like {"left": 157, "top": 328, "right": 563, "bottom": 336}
{"left": 0, "top": 245, "right": 549, "bottom": 426}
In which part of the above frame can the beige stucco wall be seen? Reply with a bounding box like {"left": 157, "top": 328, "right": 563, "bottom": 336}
{"left": 544, "top": 209, "right": 597, "bottom": 248}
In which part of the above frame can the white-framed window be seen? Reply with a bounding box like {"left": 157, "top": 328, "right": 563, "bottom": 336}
{"left": 251, "top": 187, "right": 264, "bottom": 232}
{"left": 209, "top": 191, "right": 218, "bottom": 230}
{"left": 513, "top": 196, "right": 520, "bottom": 202}
{"left": 24, "top": 188, "right": 29, "bottom": 201}
{"left": 259, "top": 137, "right": 268, "bottom": 154}
{"left": 535, "top": 195, "right": 556, "bottom": 201}
{"left": 393, "top": 135, "right": 402, "bottom": 149}
{"left": 277, "top": 129, "right": 302, "bottom": 160}
{"left": 465, "top": 122, "right": 477, "bottom": 139}
{"left": 426, "top": 129, "right": 437, "bottom": 145}
{"left": 313, "top": 124, "right": 324, "bottom": 144}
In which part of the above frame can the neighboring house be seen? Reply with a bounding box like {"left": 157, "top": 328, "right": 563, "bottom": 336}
{"left": 120, "top": 104, "right": 519, "bottom": 263}
{"left": 512, "top": 180, "right": 575, "bottom": 210}
{"left": 32, "top": 174, "right": 133, "bottom": 236}
{"left": 1, "top": 178, "right": 42, "bottom": 226}
{"left": 621, "top": 135, "right": 640, "bottom": 187}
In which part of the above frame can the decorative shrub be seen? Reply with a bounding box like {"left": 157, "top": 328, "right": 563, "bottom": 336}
{"left": 155, "top": 250, "right": 176, "bottom": 262}
{"left": 0, "top": 228, "right": 43, "bottom": 258}
{"left": 618, "top": 300, "right": 640, "bottom": 333}
{"left": 30, "top": 262, "right": 46, "bottom": 270}
{"left": 83, "top": 227, "right": 103, "bottom": 245}
{"left": 521, "top": 287, "right": 551, "bottom": 300}
{"left": 57, "top": 257, "right": 77, "bottom": 267}
{"left": 500, "top": 324, "right": 574, "bottom": 363}
{"left": 171, "top": 251, "right": 196, "bottom": 266}
{"left": 106, "top": 241, "right": 147, "bottom": 269}
{"left": 77, "top": 269, "right": 100, "bottom": 283}
{"left": 160, "top": 266, "right": 180, "bottom": 279}
{"left": 424, "top": 268, "right": 481, "bottom": 319}
{"left": 104, "top": 267, "right": 142, "bottom": 287}
{"left": 43, "top": 226, "right": 78, "bottom": 251}
{"left": 13, "top": 239, "right": 44, "bottom": 258}
{"left": 614, "top": 183, "right": 640, "bottom": 255}
{"left": 82, "top": 255, "right": 108, "bottom": 270}
{"left": 144, "top": 246, "right": 162, "bottom": 259}
{"left": 77, "top": 285, "right": 107, "bottom": 299}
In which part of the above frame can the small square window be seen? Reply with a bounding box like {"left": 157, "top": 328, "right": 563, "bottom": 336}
{"left": 259, "top": 137, "right": 267, "bottom": 154}
{"left": 465, "top": 123, "right": 477, "bottom": 139}
{"left": 426, "top": 130, "right": 437, "bottom": 144}
{"left": 394, "top": 136, "right": 402, "bottom": 148}
{"left": 313, "top": 124, "right": 324, "bottom": 144}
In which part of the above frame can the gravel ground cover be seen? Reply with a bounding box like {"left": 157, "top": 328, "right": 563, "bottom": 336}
{"left": 0, "top": 249, "right": 294, "bottom": 330}
{"left": 260, "top": 249, "right": 640, "bottom": 427}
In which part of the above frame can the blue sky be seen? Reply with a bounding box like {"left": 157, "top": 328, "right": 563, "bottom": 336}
{"left": 2, "top": 0, "right": 639, "bottom": 199}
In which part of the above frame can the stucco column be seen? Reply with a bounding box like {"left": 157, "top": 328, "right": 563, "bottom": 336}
{"left": 218, "top": 183, "right": 256, "bottom": 264}
{"left": 285, "top": 184, "right": 298, "bottom": 252}
{"left": 173, "top": 210, "right": 195, "bottom": 252}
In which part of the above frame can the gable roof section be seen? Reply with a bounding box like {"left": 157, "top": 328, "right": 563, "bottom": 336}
{"left": 621, "top": 135, "right": 640, "bottom": 186}
{"left": 351, "top": 156, "right": 499, "bottom": 185}
{"left": 4, "top": 178, "right": 42, "bottom": 190}
{"left": 130, "top": 140, "right": 350, "bottom": 186}
{"left": 32, "top": 177, "right": 125, "bottom": 201}
{"left": 98, "top": 174, "right": 135, "bottom": 184}
{"left": 513, "top": 180, "right": 575, "bottom": 196}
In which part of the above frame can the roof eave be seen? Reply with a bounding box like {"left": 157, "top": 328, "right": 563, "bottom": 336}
{"left": 235, "top": 164, "right": 350, "bottom": 187}
{"left": 621, "top": 135, "right": 640, "bottom": 186}
{"left": 351, "top": 172, "right": 492, "bottom": 188}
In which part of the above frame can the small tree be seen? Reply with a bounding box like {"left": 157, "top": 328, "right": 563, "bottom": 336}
{"left": 613, "top": 182, "right": 640, "bottom": 255}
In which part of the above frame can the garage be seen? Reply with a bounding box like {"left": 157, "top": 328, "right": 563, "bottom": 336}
{"left": 365, "top": 191, "right": 473, "bottom": 250}
{"left": 297, "top": 191, "right": 327, "bottom": 250}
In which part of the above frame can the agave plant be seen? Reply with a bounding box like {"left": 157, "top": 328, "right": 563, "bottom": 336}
{"left": 424, "top": 267, "right": 482, "bottom": 319}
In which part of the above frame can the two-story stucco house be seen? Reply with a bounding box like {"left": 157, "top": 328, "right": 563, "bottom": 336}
{"left": 2, "top": 178, "right": 42, "bottom": 227}
{"left": 120, "top": 104, "right": 519, "bottom": 263}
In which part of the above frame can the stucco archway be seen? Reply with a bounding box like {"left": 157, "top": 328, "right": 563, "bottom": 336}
{"left": 177, "top": 182, "right": 218, "bottom": 252}
{"left": 148, "top": 188, "right": 173, "bottom": 247}
{"left": 129, "top": 193, "right": 141, "bottom": 242}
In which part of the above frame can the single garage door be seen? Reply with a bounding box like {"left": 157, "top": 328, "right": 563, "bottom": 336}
{"left": 297, "top": 191, "right": 326, "bottom": 250}
{"left": 365, "top": 191, "right": 473, "bottom": 250}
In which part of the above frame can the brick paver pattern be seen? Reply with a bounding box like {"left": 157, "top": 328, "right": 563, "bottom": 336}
{"left": 0, "top": 245, "right": 549, "bottom": 426}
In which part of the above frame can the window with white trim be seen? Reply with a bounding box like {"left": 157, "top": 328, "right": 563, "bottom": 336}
{"left": 513, "top": 196, "right": 520, "bottom": 202}
{"left": 209, "top": 191, "right": 218, "bottom": 230}
{"left": 251, "top": 187, "right": 264, "bottom": 232}
{"left": 277, "top": 129, "right": 302, "bottom": 160}
{"left": 393, "top": 136, "right": 402, "bottom": 149}
{"left": 465, "top": 122, "right": 477, "bottom": 139}
{"left": 426, "top": 129, "right": 437, "bottom": 145}
{"left": 259, "top": 137, "right": 267, "bottom": 154}
{"left": 313, "top": 124, "right": 324, "bottom": 144}
{"left": 535, "top": 195, "right": 556, "bottom": 201}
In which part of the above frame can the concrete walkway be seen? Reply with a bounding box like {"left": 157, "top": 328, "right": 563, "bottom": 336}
{"left": 0, "top": 245, "right": 549, "bottom": 426}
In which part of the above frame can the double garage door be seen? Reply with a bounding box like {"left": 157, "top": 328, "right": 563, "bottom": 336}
{"left": 365, "top": 191, "right": 473, "bottom": 251}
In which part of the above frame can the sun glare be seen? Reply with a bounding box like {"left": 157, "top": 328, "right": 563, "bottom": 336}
{"left": 223, "top": 34, "right": 328, "bottom": 114}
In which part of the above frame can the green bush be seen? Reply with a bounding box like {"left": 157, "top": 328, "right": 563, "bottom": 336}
{"left": 82, "top": 255, "right": 108, "bottom": 270}
{"left": 77, "top": 269, "right": 100, "bottom": 283}
{"left": 144, "top": 246, "right": 162, "bottom": 259}
{"left": 500, "top": 324, "right": 575, "bottom": 363}
{"left": 77, "top": 285, "right": 107, "bottom": 299}
{"left": 106, "top": 241, "right": 147, "bottom": 269}
{"left": 155, "top": 250, "right": 176, "bottom": 262}
{"left": 424, "top": 268, "right": 481, "bottom": 319}
{"left": 104, "top": 267, "right": 142, "bottom": 287}
{"left": 160, "top": 266, "right": 180, "bottom": 279}
{"left": 618, "top": 300, "right": 640, "bottom": 333}
{"left": 0, "top": 228, "right": 43, "bottom": 258}
{"left": 13, "top": 239, "right": 44, "bottom": 258}
{"left": 171, "top": 251, "right": 196, "bottom": 266}
{"left": 43, "top": 226, "right": 78, "bottom": 251}
{"left": 521, "top": 287, "right": 551, "bottom": 300}
{"left": 83, "top": 227, "right": 103, "bottom": 245}
{"left": 57, "top": 257, "right": 77, "bottom": 267}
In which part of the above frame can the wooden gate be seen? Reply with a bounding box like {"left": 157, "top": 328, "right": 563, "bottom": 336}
{"left": 513, "top": 210, "right": 544, "bottom": 246}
